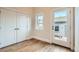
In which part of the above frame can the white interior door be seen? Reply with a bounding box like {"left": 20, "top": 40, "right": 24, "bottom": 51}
{"left": 0, "top": 9, "right": 16, "bottom": 48}
{"left": 5, "top": 9, "right": 16, "bottom": 45}
{"left": 0, "top": 9, "right": 7, "bottom": 48}
{"left": 52, "top": 8, "right": 71, "bottom": 48}
{"left": 16, "top": 13, "right": 28, "bottom": 42}
{"left": 0, "top": 8, "right": 31, "bottom": 48}
{"left": 75, "top": 8, "right": 79, "bottom": 51}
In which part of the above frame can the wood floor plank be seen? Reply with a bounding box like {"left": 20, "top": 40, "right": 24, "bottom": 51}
{"left": 0, "top": 39, "right": 71, "bottom": 52}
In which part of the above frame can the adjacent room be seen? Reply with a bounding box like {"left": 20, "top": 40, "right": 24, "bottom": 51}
{"left": 0, "top": 7, "right": 79, "bottom": 52}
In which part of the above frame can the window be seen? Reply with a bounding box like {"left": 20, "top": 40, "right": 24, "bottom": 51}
{"left": 53, "top": 9, "right": 68, "bottom": 41}
{"left": 35, "top": 15, "right": 44, "bottom": 30}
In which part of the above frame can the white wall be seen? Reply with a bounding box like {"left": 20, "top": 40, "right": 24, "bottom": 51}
{"left": 75, "top": 7, "right": 79, "bottom": 51}
{"left": 32, "top": 8, "right": 53, "bottom": 43}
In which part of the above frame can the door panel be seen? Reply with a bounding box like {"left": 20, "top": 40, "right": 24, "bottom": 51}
{"left": 5, "top": 9, "right": 16, "bottom": 45}
{"left": 0, "top": 9, "right": 16, "bottom": 48}
{"left": 16, "top": 13, "right": 28, "bottom": 42}
{"left": 0, "top": 9, "right": 7, "bottom": 48}
{"left": 52, "top": 8, "right": 71, "bottom": 48}
{"left": 0, "top": 8, "right": 31, "bottom": 48}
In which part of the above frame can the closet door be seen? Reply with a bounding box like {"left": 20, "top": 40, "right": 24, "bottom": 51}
{"left": 16, "top": 13, "right": 28, "bottom": 42}
{"left": 0, "top": 9, "right": 7, "bottom": 48}
{"left": 0, "top": 9, "right": 16, "bottom": 48}
{"left": 5, "top": 9, "right": 16, "bottom": 46}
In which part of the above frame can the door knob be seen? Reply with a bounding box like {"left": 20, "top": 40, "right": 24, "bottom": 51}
{"left": 14, "top": 28, "right": 19, "bottom": 30}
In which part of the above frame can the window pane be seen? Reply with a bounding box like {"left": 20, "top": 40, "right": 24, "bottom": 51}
{"left": 35, "top": 15, "right": 44, "bottom": 30}
{"left": 39, "top": 24, "right": 43, "bottom": 27}
{"left": 38, "top": 16, "right": 43, "bottom": 20}
{"left": 38, "top": 19, "right": 43, "bottom": 23}
{"left": 38, "top": 16, "right": 43, "bottom": 23}
{"left": 54, "top": 10, "right": 67, "bottom": 22}
{"left": 39, "top": 24, "right": 43, "bottom": 30}
{"left": 54, "top": 10, "right": 67, "bottom": 18}
{"left": 54, "top": 9, "right": 68, "bottom": 42}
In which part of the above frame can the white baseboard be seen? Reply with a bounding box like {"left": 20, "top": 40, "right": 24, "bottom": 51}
{"left": 32, "top": 36, "right": 51, "bottom": 43}
{"left": 26, "top": 36, "right": 32, "bottom": 40}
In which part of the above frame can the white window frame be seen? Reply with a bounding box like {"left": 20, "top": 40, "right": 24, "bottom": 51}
{"left": 35, "top": 14, "right": 44, "bottom": 31}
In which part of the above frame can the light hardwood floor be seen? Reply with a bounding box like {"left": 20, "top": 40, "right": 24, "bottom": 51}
{"left": 0, "top": 39, "right": 72, "bottom": 52}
